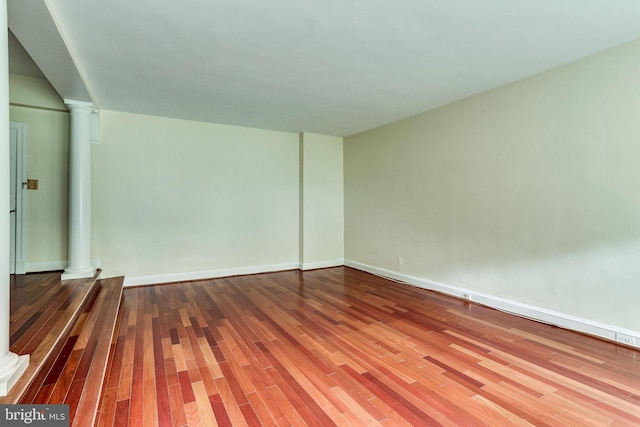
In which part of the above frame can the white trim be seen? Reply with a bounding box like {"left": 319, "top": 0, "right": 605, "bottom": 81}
{"left": 26, "top": 259, "right": 101, "bottom": 273}
{"left": 10, "top": 122, "right": 27, "bottom": 275}
{"left": 345, "top": 259, "right": 640, "bottom": 350}
{"left": 26, "top": 261, "right": 67, "bottom": 272}
{"left": 300, "top": 259, "right": 344, "bottom": 271}
{"left": 91, "top": 111, "right": 100, "bottom": 144}
{"left": 123, "top": 262, "right": 300, "bottom": 287}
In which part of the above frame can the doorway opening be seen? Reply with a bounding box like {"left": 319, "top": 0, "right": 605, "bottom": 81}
{"left": 9, "top": 122, "right": 27, "bottom": 275}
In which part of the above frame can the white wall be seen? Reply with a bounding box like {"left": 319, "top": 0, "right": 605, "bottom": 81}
{"left": 299, "top": 132, "right": 344, "bottom": 269}
{"left": 345, "top": 39, "right": 640, "bottom": 333}
{"left": 9, "top": 74, "right": 69, "bottom": 271}
{"left": 93, "top": 111, "right": 301, "bottom": 282}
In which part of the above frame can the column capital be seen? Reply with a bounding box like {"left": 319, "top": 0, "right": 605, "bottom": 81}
{"left": 64, "top": 98, "right": 95, "bottom": 112}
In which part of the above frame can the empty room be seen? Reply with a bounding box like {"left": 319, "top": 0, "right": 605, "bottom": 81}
{"left": 2, "top": 1, "right": 640, "bottom": 426}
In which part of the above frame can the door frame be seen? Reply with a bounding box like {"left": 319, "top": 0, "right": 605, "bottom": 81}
{"left": 10, "top": 122, "right": 27, "bottom": 274}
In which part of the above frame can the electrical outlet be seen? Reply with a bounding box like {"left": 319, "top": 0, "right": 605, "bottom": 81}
{"left": 397, "top": 256, "right": 403, "bottom": 265}
{"left": 615, "top": 333, "right": 636, "bottom": 347}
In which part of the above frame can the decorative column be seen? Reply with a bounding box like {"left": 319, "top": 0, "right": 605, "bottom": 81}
{"left": 0, "top": 0, "right": 30, "bottom": 396}
{"left": 61, "top": 100, "right": 96, "bottom": 280}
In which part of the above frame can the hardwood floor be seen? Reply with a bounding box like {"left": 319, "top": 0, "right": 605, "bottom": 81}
{"left": 33, "top": 277, "right": 123, "bottom": 427}
{"left": 2, "top": 271, "right": 100, "bottom": 404}
{"left": 97, "top": 267, "right": 640, "bottom": 426}
{"left": 4, "top": 271, "right": 123, "bottom": 427}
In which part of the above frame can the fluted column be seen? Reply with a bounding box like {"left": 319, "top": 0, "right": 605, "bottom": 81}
{"left": 61, "top": 99, "right": 96, "bottom": 280}
{"left": 0, "top": 0, "right": 30, "bottom": 396}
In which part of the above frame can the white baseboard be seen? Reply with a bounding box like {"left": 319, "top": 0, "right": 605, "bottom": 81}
{"left": 26, "top": 259, "right": 101, "bottom": 273}
{"left": 300, "top": 259, "right": 344, "bottom": 271}
{"left": 345, "top": 259, "right": 640, "bottom": 350}
{"left": 14, "top": 260, "right": 26, "bottom": 275}
{"left": 26, "top": 260, "right": 67, "bottom": 272}
{"left": 123, "top": 262, "right": 300, "bottom": 287}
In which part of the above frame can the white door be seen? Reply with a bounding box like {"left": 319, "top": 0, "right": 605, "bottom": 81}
{"left": 9, "top": 126, "right": 17, "bottom": 274}
{"left": 9, "top": 122, "right": 26, "bottom": 275}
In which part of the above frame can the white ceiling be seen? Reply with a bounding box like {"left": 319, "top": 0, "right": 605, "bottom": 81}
{"left": 8, "top": 30, "right": 44, "bottom": 79}
{"left": 8, "top": 0, "right": 640, "bottom": 136}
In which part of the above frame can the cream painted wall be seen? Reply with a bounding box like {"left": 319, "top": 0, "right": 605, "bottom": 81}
{"left": 9, "top": 74, "right": 66, "bottom": 110}
{"left": 345, "top": 39, "right": 640, "bottom": 332}
{"left": 9, "top": 74, "right": 69, "bottom": 270}
{"left": 93, "top": 111, "right": 300, "bottom": 279}
{"left": 299, "top": 132, "right": 344, "bottom": 268}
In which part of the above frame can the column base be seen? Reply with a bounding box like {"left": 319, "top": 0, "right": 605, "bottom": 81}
{"left": 0, "top": 352, "right": 29, "bottom": 396}
{"left": 61, "top": 265, "right": 96, "bottom": 280}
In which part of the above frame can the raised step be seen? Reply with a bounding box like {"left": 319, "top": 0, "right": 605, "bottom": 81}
{"left": 2, "top": 271, "right": 101, "bottom": 404}
{"left": 25, "top": 277, "right": 125, "bottom": 427}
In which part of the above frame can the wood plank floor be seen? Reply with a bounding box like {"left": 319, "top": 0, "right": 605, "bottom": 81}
{"left": 28, "top": 277, "right": 124, "bottom": 427}
{"left": 1, "top": 271, "right": 100, "bottom": 404}
{"left": 97, "top": 267, "right": 640, "bottom": 426}
{"left": 4, "top": 271, "right": 124, "bottom": 427}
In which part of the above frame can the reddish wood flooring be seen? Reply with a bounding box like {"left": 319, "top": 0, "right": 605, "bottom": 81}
{"left": 97, "top": 267, "right": 640, "bottom": 426}
{"left": 4, "top": 271, "right": 123, "bottom": 427}
{"left": 32, "top": 277, "right": 123, "bottom": 427}
{"left": 2, "top": 271, "right": 100, "bottom": 404}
